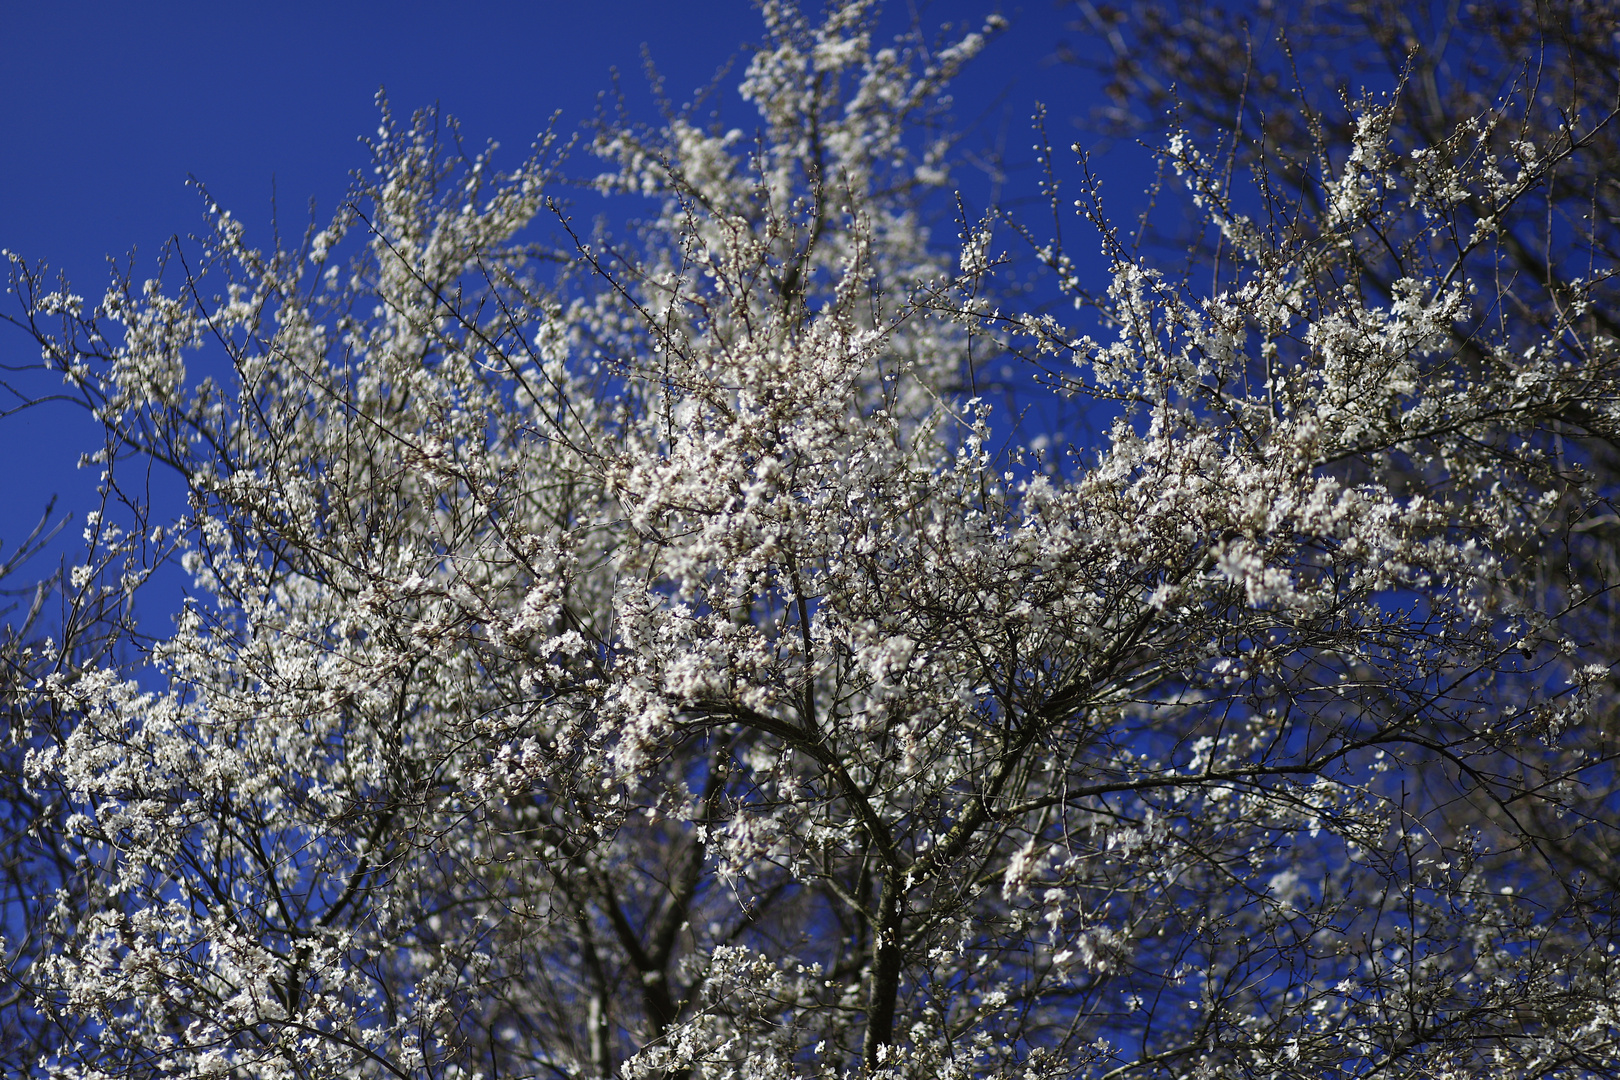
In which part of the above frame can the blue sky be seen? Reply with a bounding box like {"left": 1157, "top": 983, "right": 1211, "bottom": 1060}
{"left": 0, "top": 0, "right": 1149, "bottom": 610}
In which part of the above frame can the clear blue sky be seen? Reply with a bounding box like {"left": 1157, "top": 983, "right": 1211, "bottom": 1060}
{"left": 0, "top": 0, "right": 1146, "bottom": 607}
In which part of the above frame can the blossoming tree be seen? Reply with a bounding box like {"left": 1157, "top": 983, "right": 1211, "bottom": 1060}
{"left": 5, "top": 1, "right": 1619, "bottom": 1077}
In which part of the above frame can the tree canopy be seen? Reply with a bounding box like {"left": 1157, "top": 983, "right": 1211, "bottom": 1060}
{"left": 4, "top": 1, "right": 1619, "bottom": 1077}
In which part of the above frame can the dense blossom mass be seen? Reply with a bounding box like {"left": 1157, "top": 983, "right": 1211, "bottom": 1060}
{"left": 3, "top": 1, "right": 1619, "bottom": 1077}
